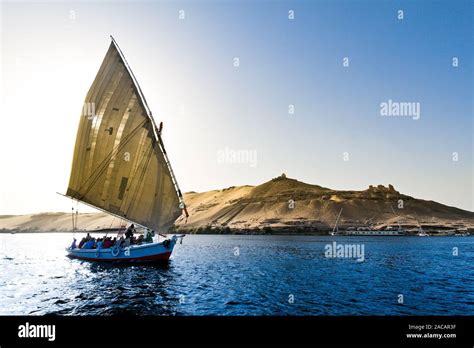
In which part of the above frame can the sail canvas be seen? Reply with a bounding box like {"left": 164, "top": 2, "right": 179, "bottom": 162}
{"left": 66, "top": 40, "right": 182, "bottom": 232}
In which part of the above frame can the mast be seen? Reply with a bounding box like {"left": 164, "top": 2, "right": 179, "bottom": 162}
{"left": 333, "top": 208, "right": 343, "bottom": 233}
{"left": 109, "top": 36, "right": 188, "bottom": 218}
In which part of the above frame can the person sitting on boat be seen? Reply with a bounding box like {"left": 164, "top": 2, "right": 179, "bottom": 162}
{"left": 144, "top": 229, "right": 154, "bottom": 243}
{"left": 82, "top": 238, "right": 95, "bottom": 249}
{"left": 125, "top": 224, "right": 136, "bottom": 239}
{"left": 78, "top": 237, "right": 86, "bottom": 249}
{"left": 96, "top": 238, "right": 103, "bottom": 250}
{"left": 69, "top": 238, "right": 77, "bottom": 249}
{"left": 102, "top": 237, "right": 113, "bottom": 249}
{"left": 117, "top": 236, "right": 124, "bottom": 247}
{"left": 122, "top": 237, "right": 131, "bottom": 248}
{"left": 136, "top": 235, "right": 144, "bottom": 245}
{"left": 85, "top": 233, "right": 91, "bottom": 241}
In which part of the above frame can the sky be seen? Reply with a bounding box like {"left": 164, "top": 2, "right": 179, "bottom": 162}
{"left": 0, "top": 0, "right": 472, "bottom": 214}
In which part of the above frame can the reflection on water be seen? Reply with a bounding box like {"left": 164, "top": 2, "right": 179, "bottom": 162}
{"left": 0, "top": 233, "right": 473, "bottom": 315}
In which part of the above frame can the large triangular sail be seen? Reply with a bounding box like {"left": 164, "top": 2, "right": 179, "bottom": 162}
{"left": 66, "top": 37, "right": 186, "bottom": 232}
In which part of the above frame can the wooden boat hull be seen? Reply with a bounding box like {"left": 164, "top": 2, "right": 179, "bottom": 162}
{"left": 66, "top": 237, "right": 178, "bottom": 263}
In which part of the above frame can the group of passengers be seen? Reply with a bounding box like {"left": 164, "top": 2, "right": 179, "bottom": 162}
{"left": 70, "top": 224, "right": 155, "bottom": 250}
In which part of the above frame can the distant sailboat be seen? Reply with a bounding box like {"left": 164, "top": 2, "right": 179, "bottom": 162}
{"left": 329, "top": 208, "right": 343, "bottom": 236}
{"left": 62, "top": 36, "right": 188, "bottom": 262}
{"left": 415, "top": 216, "right": 429, "bottom": 237}
{"left": 417, "top": 226, "right": 430, "bottom": 237}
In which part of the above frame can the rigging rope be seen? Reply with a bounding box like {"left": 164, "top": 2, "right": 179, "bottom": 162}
{"left": 105, "top": 215, "right": 116, "bottom": 238}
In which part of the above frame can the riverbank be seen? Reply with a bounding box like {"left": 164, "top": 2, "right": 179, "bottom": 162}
{"left": 2, "top": 223, "right": 472, "bottom": 236}
{"left": 2, "top": 176, "right": 473, "bottom": 235}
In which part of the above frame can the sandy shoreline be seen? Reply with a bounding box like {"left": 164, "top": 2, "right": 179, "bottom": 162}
{"left": 2, "top": 177, "right": 473, "bottom": 236}
{"left": 1, "top": 218, "right": 473, "bottom": 236}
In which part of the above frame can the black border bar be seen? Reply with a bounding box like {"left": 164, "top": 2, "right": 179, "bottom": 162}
{"left": 0, "top": 316, "right": 473, "bottom": 346}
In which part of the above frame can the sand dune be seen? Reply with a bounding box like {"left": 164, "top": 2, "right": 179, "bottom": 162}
{"left": 0, "top": 212, "right": 124, "bottom": 233}
{"left": 1, "top": 175, "right": 473, "bottom": 234}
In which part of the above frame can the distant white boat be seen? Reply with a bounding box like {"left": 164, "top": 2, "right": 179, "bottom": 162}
{"left": 414, "top": 213, "right": 429, "bottom": 236}
{"left": 344, "top": 229, "right": 405, "bottom": 236}
{"left": 417, "top": 226, "right": 430, "bottom": 237}
{"left": 329, "top": 208, "right": 343, "bottom": 236}
{"left": 344, "top": 206, "right": 406, "bottom": 236}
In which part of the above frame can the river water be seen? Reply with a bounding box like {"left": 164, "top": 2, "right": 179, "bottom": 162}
{"left": 0, "top": 233, "right": 472, "bottom": 315}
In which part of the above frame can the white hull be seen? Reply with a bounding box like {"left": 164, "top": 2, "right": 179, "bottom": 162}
{"left": 344, "top": 230, "right": 406, "bottom": 236}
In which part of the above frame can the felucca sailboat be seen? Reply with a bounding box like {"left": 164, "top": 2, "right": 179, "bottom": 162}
{"left": 62, "top": 36, "right": 188, "bottom": 262}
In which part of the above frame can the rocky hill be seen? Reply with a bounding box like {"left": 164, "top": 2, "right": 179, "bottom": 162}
{"left": 1, "top": 175, "right": 472, "bottom": 234}
{"left": 174, "top": 174, "right": 474, "bottom": 234}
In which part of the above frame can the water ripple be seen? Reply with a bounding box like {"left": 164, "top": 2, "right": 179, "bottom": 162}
{"left": 0, "top": 234, "right": 473, "bottom": 315}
